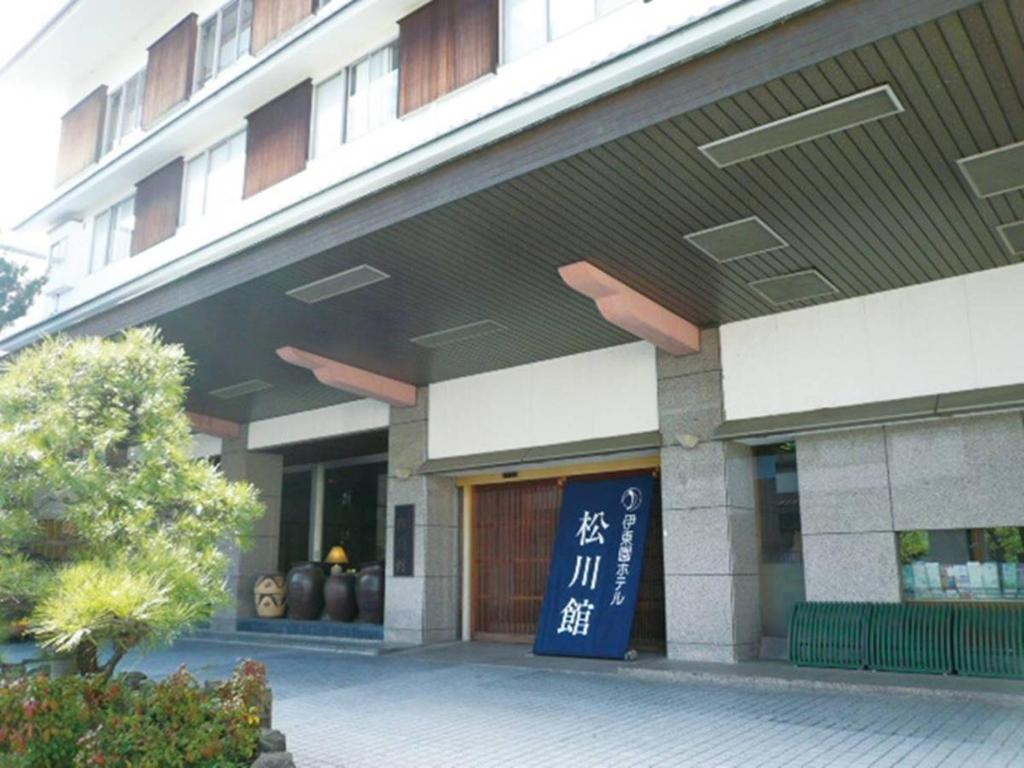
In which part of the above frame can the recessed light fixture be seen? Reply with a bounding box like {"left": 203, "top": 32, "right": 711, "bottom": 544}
{"left": 699, "top": 85, "right": 904, "bottom": 168}
{"left": 286, "top": 264, "right": 390, "bottom": 304}
{"left": 998, "top": 221, "right": 1024, "bottom": 255}
{"left": 958, "top": 141, "right": 1024, "bottom": 198}
{"left": 685, "top": 217, "right": 788, "bottom": 263}
{"left": 410, "top": 320, "right": 507, "bottom": 348}
{"left": 749, "top": 270, "right": 838, "bottom": 305}
{"left": 209, "top": 379, "right": 273, "bottom": 399}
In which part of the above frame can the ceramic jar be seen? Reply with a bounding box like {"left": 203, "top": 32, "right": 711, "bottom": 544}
{"left": 285, "top": 563, "right": 325, "bottom": 620}
{"left": 324, "top": 572, "right": 358, "bottom": 622}
{"left": 253, "top": 573, "right": 287, "bottom": 619}
{"left": 355, "top": 563, "right": 385, "bottom": 624}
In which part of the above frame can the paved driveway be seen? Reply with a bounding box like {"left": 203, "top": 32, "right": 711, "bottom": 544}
{"left": 39, "top": 639, "right": 1024, "bottom": 767}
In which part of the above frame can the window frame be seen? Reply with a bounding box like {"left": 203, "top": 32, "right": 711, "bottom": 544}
{"left": 180, "top": 129, "right": 248, "bottom": 226}
{"left": 102, "top": 67, "right": 146, "bottom": 155}
{"left": 89, "top": 194, "right": 135, "bottom": 274}
{"left": 310, "top": 39, "right": 399, "bottom": 159}
{"left": 345, "top": 41, "right": 399, "bottom": 142}
{"left": 310, "top": 69, "right": 348, "bottom": 160}
{"left": 501, "top": 0, "right": 634, "bottom": 64}
{"left": 195, "top": 0, "right": 254, "bottom": 91}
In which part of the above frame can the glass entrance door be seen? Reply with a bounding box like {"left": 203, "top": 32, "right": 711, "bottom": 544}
{"left": 756, "top": 444, "right": 805, "bottom": 650}
{"left": 277, "top": 460, "right": 387, "bottom": 574}
{"left": 321, "top": 462, "right": 387, "bottom": 569}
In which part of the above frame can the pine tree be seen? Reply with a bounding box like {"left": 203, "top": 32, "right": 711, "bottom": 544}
{"left": 0, "top": 328, "right": 263, "bottom": 676}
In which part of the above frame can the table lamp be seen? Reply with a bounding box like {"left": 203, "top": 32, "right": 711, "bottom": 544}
{"left": 325, "top": 544, "right": 350, "bottom": 575}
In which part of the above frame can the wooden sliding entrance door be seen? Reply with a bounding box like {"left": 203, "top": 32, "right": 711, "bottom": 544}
{"left": 472, "top": 480, "right": 560, "bottom": 642}
{"left": 470, "top": 475, "right": 666, "bottom": 649}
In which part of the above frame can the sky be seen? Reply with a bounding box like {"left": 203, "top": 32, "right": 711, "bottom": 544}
{"left": 0, "top": 0, "right": 68, "bottom": 249}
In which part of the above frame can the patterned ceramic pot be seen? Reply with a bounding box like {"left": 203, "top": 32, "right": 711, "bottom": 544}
{"left": 253, "top": 573, "right": 287, "bottom": 618}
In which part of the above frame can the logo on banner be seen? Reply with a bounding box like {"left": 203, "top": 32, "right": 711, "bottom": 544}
{"left": 621, "top": 486, "right": 642, "bottom": 513}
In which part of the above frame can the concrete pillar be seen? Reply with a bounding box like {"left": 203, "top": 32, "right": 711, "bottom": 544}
{"left": 657, "top": 329, "right": 761, "bottom": 662}
{"left": 215, "top": 430, "right": 284, "bottom": 627}
{"left": 384, "top": 388, "right": 460, "bottom": 645}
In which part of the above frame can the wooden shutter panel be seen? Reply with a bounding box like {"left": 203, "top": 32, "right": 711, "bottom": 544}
{"left": 251, "top": 0, "right": 315, "bottom": 53}
{"left": 398, "top": 3, "right": 441, "bottom": 116}
{"left": 55, "top": 86, "right": 107, "bottom": 186}
{"left": 452, "top": 0, "right": 498, "bottom": 90}
{"left": 243, "top": 80, "right": 312, "bottom": 198}
{"left": 398, "top": 0, "right": 497, "bottom": 116}
{"left": 142, "top": 14, "right": 198, "bottom": 129}
{"left": 131, "top": 158, "right": 184, "bottom": 256}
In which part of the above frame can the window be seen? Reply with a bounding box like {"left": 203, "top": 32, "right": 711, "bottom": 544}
{"left": 346, "top": 43, "right": 399, "bottom": 141}
{"left": 102, "top": 68, "right": 146, "bottom": 154}
{"left": 196, "top": 0, "right": 254, "bottom": 89}
{"left": 278, "top": 460, "right": 387, "bottom": 574}
{"left": 182, "top": 131, "right": 247, "bottom": 225}
{"left": 312, "top": 42, "right": 399, "bottom": 158}
{"left": 900, "top": 528, "right": 1024, "bottom": 601}
{"left": 312, "top": 72, "right": 346, "bottom": 159}
{"left": 504, "top": 0, "right": 634, "bottom": 62}
{"left": 90, "top": 196, "right": 135, "bottom": 272}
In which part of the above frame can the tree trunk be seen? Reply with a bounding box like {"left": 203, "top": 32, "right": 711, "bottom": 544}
{"left": 98, "top": 641, "right": 129, "bottom": 681}
{"left": 75, "top": 641, "right": 99, "bottom": 675}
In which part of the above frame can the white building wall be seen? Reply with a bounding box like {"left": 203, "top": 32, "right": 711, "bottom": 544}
{"left": 427, "top": 341, "right": 659, "bottom": 459}
{"left": 720, "top": 262, "right": 1024, "bottom": 420}
{"left": 190, "top": 432, "right": 223, "bottom": 458}
{"left": 246, "top": 398, "right": 390, "bottom": 450}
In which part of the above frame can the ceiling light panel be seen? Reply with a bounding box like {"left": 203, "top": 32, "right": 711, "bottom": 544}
{"left": 998, "top": 221, "right": 1024, "bottom": 255}
{"left": 699, "top": 85, "right": 904, "bottom": 168}
{"left": 958, "top": 141, "right": 1024, "bottom": 198}
{"left": 209, "top": 379, "right": 273, "bottom": 399}
{"left": 410, "top": 320, "right": 507, "bottom": 349}
{"left": 749, "top": 270, "right": 838, "bottom": 305}
{"left": 286, "top": 264, "right": 390, "bottom": 304}
{"left": 685, "top": 217, "right": 788, "bottom": 263}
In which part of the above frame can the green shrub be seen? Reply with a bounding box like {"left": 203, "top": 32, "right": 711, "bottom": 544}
{"left": 0, "top": 659, "right": 266, "bottom": 768}
{"left": 0, "top": 673, "right": 101, "bottom": 766}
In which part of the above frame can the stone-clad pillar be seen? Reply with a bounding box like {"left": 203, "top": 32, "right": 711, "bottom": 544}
{"left": 216, "top": 429, "right": 284, "bottom": 626}
{"left": 657, "top": 329, "right": 761, "bottom": 662}
{"left": 796, "top": 428, "right": 901, "bottom": 603}
{"left": 384, "top": 388, "right": 460, "bottom": 645}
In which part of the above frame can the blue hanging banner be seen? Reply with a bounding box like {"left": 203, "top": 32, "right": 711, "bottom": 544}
{"left": 533, "top": 474, "right": 654, "bottom": 660}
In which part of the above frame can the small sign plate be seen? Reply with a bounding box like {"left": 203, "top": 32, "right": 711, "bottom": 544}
{"left": 393, "top": 504, "right": 415, "bottom": 577}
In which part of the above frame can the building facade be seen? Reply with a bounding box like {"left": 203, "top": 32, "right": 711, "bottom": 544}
{"left": 2, "top": 0, "right": 1023, "bottom": 662}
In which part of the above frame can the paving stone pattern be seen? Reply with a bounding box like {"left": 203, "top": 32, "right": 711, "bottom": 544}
{"left": 107, "top": 640, "right": 1024, "bottom": 768}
